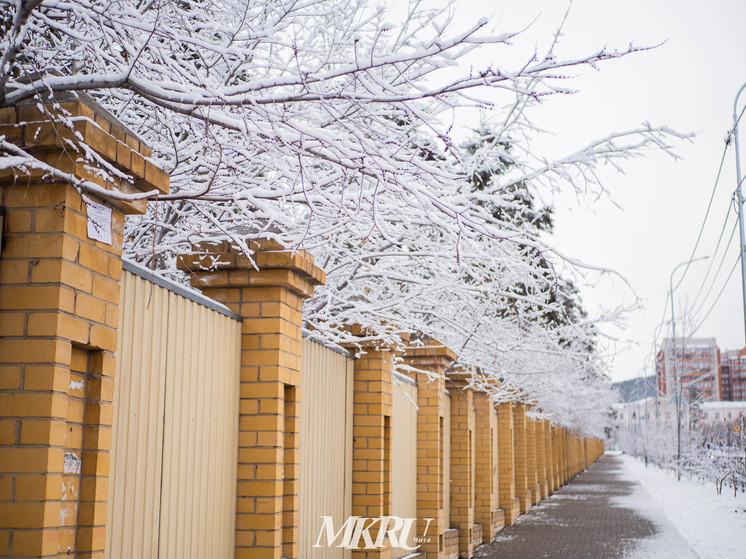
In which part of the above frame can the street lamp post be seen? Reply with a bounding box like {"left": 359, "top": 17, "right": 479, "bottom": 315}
{"left": 733, "top": 82, "right": 746, "bottom": 345}
{"left": 669, "top": 256, "right": 709, "bottom": 479}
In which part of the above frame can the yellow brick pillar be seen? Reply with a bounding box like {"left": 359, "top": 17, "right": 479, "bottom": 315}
{"left": 582, "top": 438, "right": 587, "bottom": 470}
{"left": 571, "top": 436, "right": 576, "bottom": 476}
{"left": 554, "top": 427, "right": 565, "bottom": 488}
{"left": 572, "top": 436, "right": 577, "bottom": 475}
{"left": 575, "top": 438, "right": 579, "bottom": 473}
{"left": 562, "top": 431, "right": 568, "bottom": 481}
{"left": 345, "top": 340, "right": 395, "bottom": 559}
{"left": 552, "top": 425, "right": 562, "bottom": 491}
{"left": 178, "top": 242, "right": 324, "bottom": 559}
{"left": 403, "top": 339, "right": 455, "bottom": 559}
{"left": 473, "top": 392, "right": 497, "bottom": 544}
{"left": 496, "top": 403, "right": 519, "bottom": 526}
{"left": 0, "top": 98, "right": 167, "bottom": 557}
{"left": 569, "top": 436, "right": 574, "bottom": 476}
{"left": 446, "top": 372, "right": 474, "bottom": 558}
{"left": 544, "top": 420, "right": 555, "bottom": 495}
{"left": 535, "top": 420, "right": 548, "bottom": 500}
{"left": 526, "top": 418, "right": 540, "bottom": 505}
{"left": 571, "top": 434, "right": 576, "bottom": 477}
{"left": 512, "top": 404, "right": 530, "bottom": 514}
{"left": 583, "top": 437, "right": 593, "bottom": 469}
{"left": 558, "top": 429, "right": 565, "bottom": 485}
{"left": 562, "top": 430, "right": 569, "bottom": 484}
{"left": 574, "top": 437, "right": 580, "bottom": 474}
{"left": 573, "top": 437, "right": 578, "bottom": 475}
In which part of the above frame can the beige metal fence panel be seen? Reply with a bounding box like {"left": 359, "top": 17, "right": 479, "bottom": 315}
{"left": 444, "top": 391, "right": 451, "bottom": 527}
{"left": 299, "top": 338, "right": 354, "bottom": 559}
{"left": 471, "top": 409, "right": 476, "bottom": 510}
{"left": 159, "top": 293, "right": 240, "bottom": 559}
{"left": 107, "top": 269, "right": 240, "bottom": 559}
{"left": 391, "top": 374, "right": 418, "bottom": 559}
{"left": 491, "top": 406, "right": 499, "bottom": 510}
{"left": 106, "top": 271, "right": 169, "bottom": 559}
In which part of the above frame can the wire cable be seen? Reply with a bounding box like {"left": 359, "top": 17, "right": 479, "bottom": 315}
{"left": 644, "top": 292, "right": 670, "bottom": 377}
{"left": 672, "top": 137, "right": 732, "bottom": 291}
{"left": 689, "top": 256, "right": 741, "bottom": 337}
{"left": 687, "top": 204, "right": 737, "bottom": 313}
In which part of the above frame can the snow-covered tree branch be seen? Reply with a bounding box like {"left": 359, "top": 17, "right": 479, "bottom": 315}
{"left": 0, "top": 0, "right": 686, "bottom": 434}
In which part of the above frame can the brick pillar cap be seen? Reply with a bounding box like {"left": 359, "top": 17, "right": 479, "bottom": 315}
{"left": 176, "top": 239, "right": 325, "bottom": 298}
{"left": 404, "top": 336, "right": 457, "bottom": 362}
{"left": 339, "top": 324, "right": 406, "bottom": 353}
{"left": 449, "top": 368, "right": 481, "bottom": 388}
{"left": 0, "top": 93, "right": 168, "bottom": 214}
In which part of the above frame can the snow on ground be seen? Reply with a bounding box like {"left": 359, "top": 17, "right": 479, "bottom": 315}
{"left": 620, "top": 453, "right": 746, "bottom": 559}
{"left": 608, "top": 459, "right": 697, "bottom": 558}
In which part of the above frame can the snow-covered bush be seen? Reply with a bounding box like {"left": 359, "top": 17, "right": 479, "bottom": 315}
{"left": 618, "top": 414, "right": 746, "bottom": 495}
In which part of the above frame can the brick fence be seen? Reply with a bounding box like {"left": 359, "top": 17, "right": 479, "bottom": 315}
{"left": 0, "top": 97, "right": 605, "bottom": 558}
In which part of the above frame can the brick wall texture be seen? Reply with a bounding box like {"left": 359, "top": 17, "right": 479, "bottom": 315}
{"left": 0, "top": 98, "right": 166, "bottom": 558}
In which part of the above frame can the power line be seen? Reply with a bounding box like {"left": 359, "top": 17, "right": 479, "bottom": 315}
{"left": 673, "top": 136, "right": 732, "bottom": 290}
{"left": 692, "top": 217, "right": 738, "bottom": 315}
{"left": 676, "top": 102, "right": 746, "bottom": 294}
{"left": 687, "top": 204, "right": 737, "bottom": 313}
{"left": 689, "top": 219, "right": 737, "bottom": 319}
{"left": 689, "top": 256, "right": 741, "bottom": 337}
{"left": 644, "top": 292, "right": 670, "bottom": 377}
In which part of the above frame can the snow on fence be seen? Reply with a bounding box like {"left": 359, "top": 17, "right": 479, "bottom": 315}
{"left": 106, "top": 263, "right": 241, "bottom": 559}
{"left": 299, "top": 337, "right": 355, "bottom": 559}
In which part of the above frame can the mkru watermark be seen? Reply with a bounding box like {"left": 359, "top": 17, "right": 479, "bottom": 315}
{"left": 313, "top": 515, "right": 434, "bottom": 550}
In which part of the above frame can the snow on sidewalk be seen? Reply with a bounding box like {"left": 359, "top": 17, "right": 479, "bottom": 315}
{"left": 620, "top": 453, "right": 746, "bottom": 559}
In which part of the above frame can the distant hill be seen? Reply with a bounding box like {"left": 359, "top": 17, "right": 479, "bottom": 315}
{"left": 612, "top": 376, "right": 657, "bottom": 403}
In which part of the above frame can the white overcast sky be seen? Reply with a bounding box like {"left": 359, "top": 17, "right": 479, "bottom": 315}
{"left": 431, "top": 0, "right": 746, "bottom": 382}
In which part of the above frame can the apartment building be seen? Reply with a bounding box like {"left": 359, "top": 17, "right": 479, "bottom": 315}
{"left": 718, "top": 348, "right": 746, "bottom": 401}
{"left": 657, "top": 337, "right": 721, "bottom": 402}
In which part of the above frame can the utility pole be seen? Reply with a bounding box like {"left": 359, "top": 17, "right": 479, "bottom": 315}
{"left": 669, "top": 283, "right": 681, "bottom": 479}
{"left": 669, "top": 256, "right": 708, "bottom": 480}
{"left": 734, "top": 82, "right": 746, "bottom": 345}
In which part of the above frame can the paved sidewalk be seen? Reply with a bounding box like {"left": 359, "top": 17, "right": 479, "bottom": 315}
{"left": 474, "top": 454, "right": 699, "bottom": 559}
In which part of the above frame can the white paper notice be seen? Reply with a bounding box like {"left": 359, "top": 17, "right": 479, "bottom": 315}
{"left": 86, "top": 200, "right": 112, "bottom": 245}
